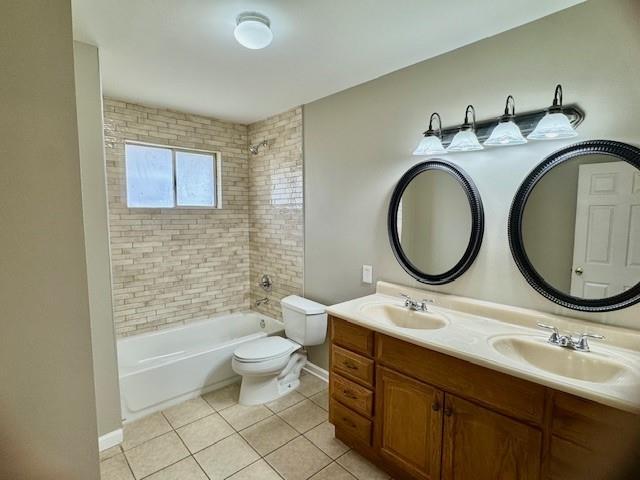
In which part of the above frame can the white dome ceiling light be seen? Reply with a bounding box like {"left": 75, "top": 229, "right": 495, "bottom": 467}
{"left": 234, "top": 12, "right": 273, "bottom": 50}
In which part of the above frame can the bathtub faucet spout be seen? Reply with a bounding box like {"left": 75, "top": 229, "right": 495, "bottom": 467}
{"left": 255, "top": 297, "right": 269, "bottom": 307}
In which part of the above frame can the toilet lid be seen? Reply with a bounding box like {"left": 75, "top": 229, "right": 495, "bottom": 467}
{"left": 234, "top": 336, "right": 299, "bottom": 363}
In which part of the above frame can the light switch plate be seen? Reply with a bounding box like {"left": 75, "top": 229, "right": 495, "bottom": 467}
{"left": 362, "top": 265, "right": 373, "bottom": 284}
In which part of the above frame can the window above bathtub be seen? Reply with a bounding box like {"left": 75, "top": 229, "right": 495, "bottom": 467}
{"left": 125, "top": 142, "right": 221, "bottom": 208}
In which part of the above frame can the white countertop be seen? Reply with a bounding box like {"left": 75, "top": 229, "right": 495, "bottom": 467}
{"left": 326, "top": 282, "right": 640, "bottom": 413}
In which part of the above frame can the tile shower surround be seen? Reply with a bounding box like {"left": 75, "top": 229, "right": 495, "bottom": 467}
{"left": 103, "top": 99, "right": 303, "bottom": 336}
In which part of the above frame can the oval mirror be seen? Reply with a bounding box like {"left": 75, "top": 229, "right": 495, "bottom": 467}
{"left": 388, "top": 160, "right": 484, "bottom": 284}
{"left": 509, "top": 140, "right": 640, "bottom": 311}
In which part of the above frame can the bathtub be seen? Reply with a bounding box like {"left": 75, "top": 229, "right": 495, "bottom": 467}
{"left": 118, "top": 312, "right": 284, "bottom": 422}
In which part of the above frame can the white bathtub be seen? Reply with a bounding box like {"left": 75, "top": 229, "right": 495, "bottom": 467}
{"left": 117, "top": 312, "right": 284, "bottom": 422}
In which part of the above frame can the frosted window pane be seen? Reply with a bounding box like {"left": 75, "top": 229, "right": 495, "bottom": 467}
{"left": 176, "top": 151, "right": 216, "bottom": 207}
{"left": 125, "top": 144, "right": 174, "bottom": 208}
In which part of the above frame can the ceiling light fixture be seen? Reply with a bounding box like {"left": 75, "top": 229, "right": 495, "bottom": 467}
{"left": 484, "top": 95, "right": 527, "bottom": 146}
{"left": 413, "top": 113, "right": 447, "bottom": 156}
{"left": 528, "top": 84, "right": 578, "bottom": 140}
{"left": 234, "top": 12, "right": 273, "bottom": 50}
{"left": 447, "top": 105, "right": 483, "bottom": 152}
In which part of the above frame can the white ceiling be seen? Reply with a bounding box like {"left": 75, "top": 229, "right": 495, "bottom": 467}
{"left": 72, "top": 0, "right": 584, "bottom": 124}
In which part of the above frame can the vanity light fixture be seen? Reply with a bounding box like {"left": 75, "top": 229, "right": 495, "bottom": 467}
{"left": 447, "top": 105, "right": 484, "bottom": 152}
{"left": 527, "top": 84, "right": 578, "bottom": 140}
{"left": 234, "top": 12, "right": 273, "bottom": 50}
{"left": 413, "top": 113, "right": 447, "bottom": 156}
{"left": 484, "top": 95, "right": 527, "bottom": 146}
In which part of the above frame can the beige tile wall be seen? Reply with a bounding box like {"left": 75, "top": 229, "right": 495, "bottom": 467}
{"left": 103, "top": 99, "right": 250, "bottom": 336}
{"left": 103, "top": 99, "right": 303, "bottom": 336}
{"left": 248, "top": 108, "right": 304, "bottom": 319}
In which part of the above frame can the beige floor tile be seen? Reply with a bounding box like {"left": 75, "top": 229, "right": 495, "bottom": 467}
{"left": 176, "top": 413, "right": 234, "bottom": 453}
{"left": 297, "top": 372, "right": 328, "bottom": 398}
{"left": 202, "top": 383, "right": 240, "bottom": 411}
{"left": 100, "top": 453, "right": 134, "bottom": 480}
{"left": 304, "top": 422, "right": 349, "bottom": 459}
{"left": 124, "top": 432, "right": 189, "bottom": 479}
{"left": 336, "top": 451, "right": 390, "bottom": 480}
{"left": 227, "top": 460, "right": 282, "bottom": 480}
{"left": 266, "top": 436, "right": 331, "bottom": 480}
{"left": 194, "top": 433, "right": 260, "bottom": 480}
{"left": 278, "top": 399, "right": 327, "bottom": 433}
{"left": 162, "top": 397, "right": 214, "bottom": 429}
{"left": 309, "top": 390, "right": 329, "bottom": 411}
{"left": 122, "top": 413, "right": 172, "bottom": 451}
{"left": 99, "top": 444, "right": 123, "bottom": 462}
{"left": 240, "top": 415, "right": 299, "bottom": 456}
{"left": 310, "top": 462, "right": 357, "bottom": 480}
{"left": 266, "top": 391, "right": 305, "bottom": 413}
{"left": 218, "top": 402, "right": 272, "bottom": 430}
{"left": 144, "top": 457, "right": 208, "bottom": 480}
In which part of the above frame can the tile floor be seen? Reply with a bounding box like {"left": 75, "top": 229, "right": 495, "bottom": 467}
{"left": 100, "top": 372, "right": 391, "bottom": 480}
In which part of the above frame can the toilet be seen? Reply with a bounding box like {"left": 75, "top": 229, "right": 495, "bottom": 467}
{"left": 232, "top": 295, "right": 327, "bottom": 405}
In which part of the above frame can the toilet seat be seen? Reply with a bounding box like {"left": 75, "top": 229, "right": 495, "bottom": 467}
{"left": 233, "top": 336, "right": 300, "bottom": 364}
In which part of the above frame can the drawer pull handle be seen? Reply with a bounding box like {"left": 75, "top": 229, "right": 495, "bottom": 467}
{"left": 432, "top": 402, "right": 440, "bottom": 412}
{"left": 341, "top": 416, "right": 357, "bottom": 428}
{"left": 343, "top": 361, "right": 359, "bottom": 370}
{"left": 343, "top": 389, "right": 358, "bottom": 400}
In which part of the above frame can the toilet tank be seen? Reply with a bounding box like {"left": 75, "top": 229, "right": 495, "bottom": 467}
{"left": 280, "top": 295, "right": 327, "bottom": 346}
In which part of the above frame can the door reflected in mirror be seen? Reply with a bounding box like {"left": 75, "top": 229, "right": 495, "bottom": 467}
{"left": 521, "top": 154, "right": 640, "bottom": 300}
{"left": 397, "top": 170, "right": 472, "bottom": 275}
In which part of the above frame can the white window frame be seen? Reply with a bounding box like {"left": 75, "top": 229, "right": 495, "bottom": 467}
{"left": 124, "top": 141, "right": 222, "bottom": 209}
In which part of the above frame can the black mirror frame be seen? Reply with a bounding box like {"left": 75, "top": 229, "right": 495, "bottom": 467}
{"left": 388, "top": 159, "right": 485, "bottom": 285}
{"left": 508, "top": 140, "right": 640, "bottom": 312}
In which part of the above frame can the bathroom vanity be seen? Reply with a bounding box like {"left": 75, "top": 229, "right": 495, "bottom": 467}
{"left": 327, "top": 283, "right": 640, "bottom": 480}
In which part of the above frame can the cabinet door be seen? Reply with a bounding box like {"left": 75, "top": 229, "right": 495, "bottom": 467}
{"left": 442, "top": 395, "right": 542, "bottom": 480}
{"left": 376, "top": 366, "right": 443, "bottom": 480}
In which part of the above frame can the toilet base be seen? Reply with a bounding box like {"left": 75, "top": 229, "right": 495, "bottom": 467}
{"left": 238, "top": 351, "right": 307, "bottom": 405}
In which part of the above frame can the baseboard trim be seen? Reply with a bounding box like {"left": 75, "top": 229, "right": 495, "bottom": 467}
{"left": 99, "top": 428, "right": 123, "bottom": 452}
{"left": 303, "top": 361, "right": 329, "bottom": 382}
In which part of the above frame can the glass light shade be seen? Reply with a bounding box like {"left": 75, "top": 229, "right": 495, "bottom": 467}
{"left": 447, "top": 130, "right": 484, "bottom": 152}
{"left": 527, "top": 112, "right": 577, "bottom": 140}
{"left": 484, "top": 120, "right": 527, "bottom": 146}
{"left": 413, "top": 135, "right": 447, "bottom": 156}
{"left": 234, "top": 18, "right": 273, "bottom": 49}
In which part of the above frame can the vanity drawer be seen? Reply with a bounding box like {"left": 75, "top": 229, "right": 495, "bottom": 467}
{"left": 330, "top": 398, "right": 372, "bottom": 446}
{"left": 330, "top": 316, "right": 374, "bottom": 357}
{"left": 331, "top": 345, "right": 375, "bottom": 388}
{"left": 331, "top": 373, "right": 374, "bottom": 418}
{"left": 376, "top": 333, "right": 546, "bottom": 424}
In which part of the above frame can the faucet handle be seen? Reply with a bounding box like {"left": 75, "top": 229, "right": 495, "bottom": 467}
{"left": 536, "top": 322, "right": 559, "bottom": 333}
{"left": 400, "top": 293, "right": 411, "bottom": 299}
{"left": 575, "top": 332, "right": 605, "bottom": 352}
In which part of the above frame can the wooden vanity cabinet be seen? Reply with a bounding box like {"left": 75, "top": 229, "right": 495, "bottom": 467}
{"left": 328, "top": 315, "right": 639, "bottom": 480}
{"left": 376, "top": 366, "right": 443, "bottom": 480}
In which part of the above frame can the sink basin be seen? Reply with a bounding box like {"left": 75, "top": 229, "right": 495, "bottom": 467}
{"left": 490, "top": 336, "right": 636, "bottom": 384}
{"left": 360, "top": 303, "right": 448, "bottom": 330}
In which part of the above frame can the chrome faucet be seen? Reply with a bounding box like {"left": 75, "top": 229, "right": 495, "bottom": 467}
{"left": 537, "top": 323, "right": 605, "bottom": 352}
{"left": 400, "top": 294, "right": 432, "bottom": 312}
{"left": 255, "top": 297, "right": 270, "bottom": 307}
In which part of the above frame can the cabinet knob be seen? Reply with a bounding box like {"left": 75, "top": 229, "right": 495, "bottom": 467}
{"left": 444, "top": 407, "right": 453, "bottom": 417}
{"left": 432, "top": 402, "right": 440, "bottom": 412}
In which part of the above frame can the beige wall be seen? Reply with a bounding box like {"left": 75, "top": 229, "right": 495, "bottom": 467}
{"left": 103, "top": 100, "right": 250, "bottom": 336}
{"left": 0, "top": 2, "right": 99, "bottom": 478}
{"left": 304, "top": 0, "right": 640, "bottom": 367}
{"left": 74, "top": 42, "right": 122, "bottom": 437}
{"left": 248, "top": 108, "right": 304, "bottom": 319}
